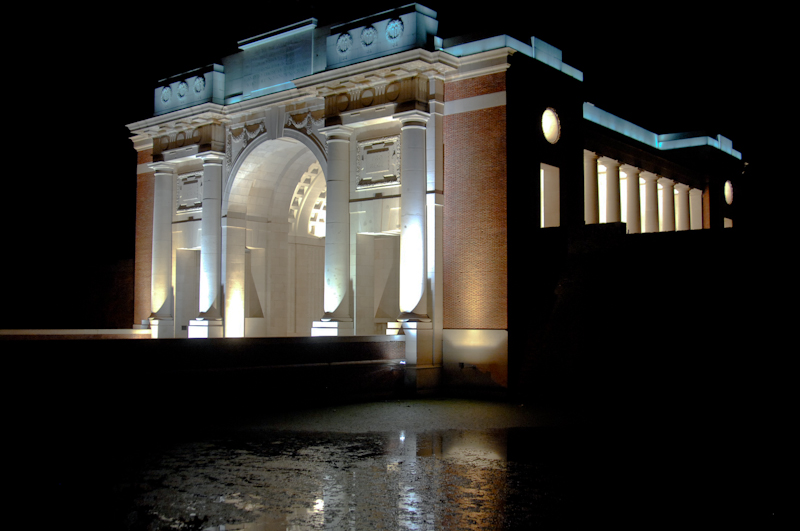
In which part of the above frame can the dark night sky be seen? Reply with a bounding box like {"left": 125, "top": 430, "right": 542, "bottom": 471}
{"left": 3, "top": 3, "right": 773, "bottom": 328}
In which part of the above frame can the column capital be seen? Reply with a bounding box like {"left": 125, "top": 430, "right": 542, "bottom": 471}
{"left": 320, "top": 124, "right": 354, "bottom": 140}
{"left": 196, "top": 151, "right": 225, "bottom": 164}
{"left": 658, "top": 177, "right": 675, "bottom": 187}
{"left": 674, "top": 182, "right": 690, "bottom": 192}
{"left": 583, "top": 150, "right": 599, "bottom": 161}
{"left": 689, "top": 188, "right": 703, "bottom": 197}
{"left": 148, "top": 161, "right": 176, "bottom": 174}
{"left": 621, "top": 164, "right": 641, "bottom": 174}
{"left": 394, "top": 109, "right": 430, "bottom": 128}
{"left": 640, "top": 171, "right": 660, "bottom": 182}
{"left": 600, "top": 157, "right": 621, "bottom": 169}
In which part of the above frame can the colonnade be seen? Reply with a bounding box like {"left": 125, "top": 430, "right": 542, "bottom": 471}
{"left": 309, "top": 109, "right": 436, "bottom": 389}
{"left": 583, "top": 150, "right": 705, "bottom": 233}
{"left": 149, "top": 109, "right": 435, "bottom": 342}
{"left": 148, "top": 153, "right": 227, "bottom": 338}
{"left": 312, "top": 110, "right": 432, "bottom": 339}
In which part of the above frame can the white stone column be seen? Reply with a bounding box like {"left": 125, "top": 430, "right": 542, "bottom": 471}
{"left": 189, "top": 152, "right": 225, "bottom": 338}
{"left": 222, "top": 216, "right": 246, "bottom": 338}
{"left": 387, "top": 110, "right": 434, "bottom": 392}
{"left": 659, "top": 177, "right": 675, "bottom": 232}
{"left": 427, "top": 92, "right": 445, "bottom": 372}
{"left": 603, "top": 158, "right": 621, "bottom": 223}
{"left": 624, "top": 165, "right": 641, "bottom": 234}
{"left": 396, "top": 110, "right": 430, "bottom": 322}
{"left": 149, "top": 162, "right": 175, "bottom": 338}
{"left": 642, "top": 172, "right": 660, "bottom": 234}
{"left": 312, "top": 125, "right": 354, "bottom": 336}
{"left": 675, "top": 183, "right": 691, "bottom": 231}
{"left": 584, "top": 151, "right": 599, "bottom": 225}
{"left": 690, "top": 188, "right": 703, "bottom": 230}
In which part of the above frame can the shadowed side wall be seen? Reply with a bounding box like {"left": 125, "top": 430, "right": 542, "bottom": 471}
{"left": 134, "top": 148, "right": 154, "bottom": 325}
{"left": 20, "top": 336, "right": 407, "bottom": 419}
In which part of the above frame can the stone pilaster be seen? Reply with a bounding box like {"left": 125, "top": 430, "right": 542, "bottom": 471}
{"left": 395, "top": 110, "right": 430, "bottom": 322}
{"left": 149, "top": 162, "right": 175, "bottom": 338}
{"left": 387, "top": 109, "right": 436, "bottom": 393}
{"left": 189, "top": 152, "right": 225, "bottom": 338}
{"left": 312, "top": 125, "right": 354, "bottom": 336}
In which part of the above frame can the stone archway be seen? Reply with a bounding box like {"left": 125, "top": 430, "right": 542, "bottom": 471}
{"left": 222, "top": 136, "right": 327, "bottom": 337}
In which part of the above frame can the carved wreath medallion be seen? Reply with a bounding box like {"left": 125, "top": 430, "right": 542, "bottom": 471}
{"left": 361, "top": 26, "right": 377, "bottom": 48}
{"left": 337, "top": 32, "right": 353, "bottom": 55}
{"left": 386, "top": 19, "right": 404, "bottom": 43}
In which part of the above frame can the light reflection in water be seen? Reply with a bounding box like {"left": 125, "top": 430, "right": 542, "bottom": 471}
{"left": 122, "top": 428, "right": 562, "bottom": 530}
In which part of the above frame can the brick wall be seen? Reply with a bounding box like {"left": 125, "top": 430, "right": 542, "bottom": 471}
{"left": 134, "top": 149, "right": 154, "bottom": 325}
{"left": 443, "top": 73, "right": 508, "bottom": 330}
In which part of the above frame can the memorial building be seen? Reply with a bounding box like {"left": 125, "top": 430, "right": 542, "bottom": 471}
{"left": 127, "top": 4, "right": 743, "bottom": 392}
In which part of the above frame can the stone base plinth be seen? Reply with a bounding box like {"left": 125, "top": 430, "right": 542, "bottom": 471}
{"left": 387, "top": 321, "right": 432, "bottom": 364}
{"left": 387, "top": 321, "right": 440, "bottom": 393}
{"left": 188, "top": 319, "right": 224, "bottom": 338}
{"left": 149, "top": 318, "right": 174, "bottom": 339}
{"left": 311, "top": 321, "right": 354, "bottom": 337}
{"left": 403, "top": 364, "right": 442, "bottom": 394}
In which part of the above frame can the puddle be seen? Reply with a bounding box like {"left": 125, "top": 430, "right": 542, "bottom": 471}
{"left": 112, "top": 428, "right": 573, "bottom": 530}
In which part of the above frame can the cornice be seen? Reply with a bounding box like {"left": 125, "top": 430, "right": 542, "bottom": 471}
{"left": 127, "top": 47, "right": 514, "bottom": 141}
{"left": 299, "top": 49, "right": 460, "bottom": 92}
{"left": 440, "top": 47, "right": 515, "bottom": 82}
{"left": 127, "top": 103, "right": 227, "bottom": 136}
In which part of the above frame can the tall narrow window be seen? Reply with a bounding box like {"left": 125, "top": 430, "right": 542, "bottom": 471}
{"left": 540, "top": 163, "right": 560, "bottom": 228}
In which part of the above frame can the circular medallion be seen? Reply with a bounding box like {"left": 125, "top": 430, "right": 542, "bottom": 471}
{"left": 361, "top": 26, "right": 377, "bottom": 48}
{"left": 178, "top": 81, "right": 188, "bottom": 99}
{"left": 542, "top": 107, "right": 560, "bottom": 144}
{"left": 360, "top": 88, "right": 374, "bottom": 107}
{"left": 724, "top": 180, "right": 734, "bottom": 205}
{"left": 385, "top": 81, "right": 400, "bottom": 101}
{"left": 337, "top": 32, "right": 353, "bottom": 55}
{"left": 386, "top": 18, "right": 404, "bottom": 43}
{"left": 161, "top": 86, "right": 172, "bottom": 103}
{"left": 194, "top": 76, "right": 205, "bottom": 93}
{"left": 336, "top": 93, "right": 350, "bottom": 112}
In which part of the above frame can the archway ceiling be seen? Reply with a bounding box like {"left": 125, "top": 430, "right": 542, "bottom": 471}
{"left": 228, "top": 138, "right": 319, "bottom": 220}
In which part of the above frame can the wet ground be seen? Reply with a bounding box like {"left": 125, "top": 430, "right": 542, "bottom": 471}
{"left": 38, "top": 398, "right": 779, "bottom": 530}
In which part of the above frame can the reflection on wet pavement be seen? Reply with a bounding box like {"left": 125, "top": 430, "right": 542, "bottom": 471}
{"left": 115, "top": 427, "right": 573, "bottom": 530}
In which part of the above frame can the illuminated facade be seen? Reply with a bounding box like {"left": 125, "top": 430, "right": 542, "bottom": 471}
{"left": 127, "top": 4, "right": 742, "bottom": 391}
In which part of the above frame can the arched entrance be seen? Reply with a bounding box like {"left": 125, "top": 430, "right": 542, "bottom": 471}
{"left": 222, "top": 136, "right": 327, "bottom": 337}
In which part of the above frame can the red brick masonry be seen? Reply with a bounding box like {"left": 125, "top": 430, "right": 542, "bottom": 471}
{"left": 134, "top": 149, "right": 154, "bottom": 325}
{"left": 443, "top": 73, "right": 508, "bottom": 330}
